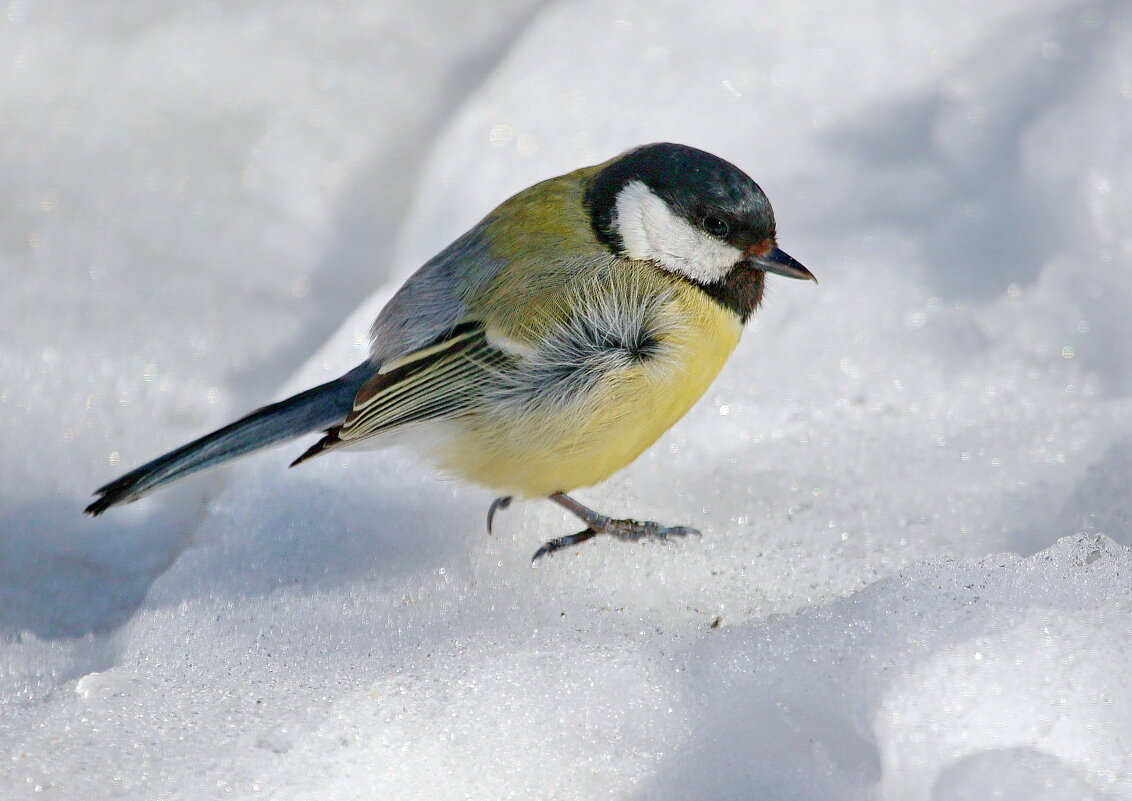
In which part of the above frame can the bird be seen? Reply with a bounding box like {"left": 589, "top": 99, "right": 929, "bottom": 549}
{"left": 85, "top": 142, "right": 815, "bottom": 561}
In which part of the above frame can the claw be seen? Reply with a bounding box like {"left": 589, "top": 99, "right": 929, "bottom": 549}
{"left": 486, "top": 496, "right": 512, "bottom": 534}
{"left": 531, "top": 528, "right": 597, "bottom": 563}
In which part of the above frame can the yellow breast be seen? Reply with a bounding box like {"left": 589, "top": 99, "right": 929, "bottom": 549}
{"left": 431, "top": 281, "right": 743, "bottom": 498}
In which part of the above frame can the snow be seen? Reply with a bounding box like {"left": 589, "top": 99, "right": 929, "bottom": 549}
{"left": 2, "top": 0, "right": 1131, "bottom": 798}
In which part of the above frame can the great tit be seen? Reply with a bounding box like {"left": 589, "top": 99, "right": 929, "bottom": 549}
{"left": 86, "top": 143, "right": 815, "bottom": 560}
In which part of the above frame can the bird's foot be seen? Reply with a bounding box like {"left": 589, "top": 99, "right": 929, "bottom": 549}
{"left": 531, "top": 519, "right": 698, "bottom": 562}
{"left": 486, "top": 496, "right": 512, "bottom": 534}
{"left": 531, "top": 491, "right": 698, "bottom": 562}
{"left": 601, "top": 517, "right": 700, "bottom": 543}
{"left": 530, "top": 528, "right": 598, "bottom": 561}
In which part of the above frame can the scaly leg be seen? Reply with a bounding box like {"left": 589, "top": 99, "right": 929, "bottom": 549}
{"left": 531, "top": 491, "right": 699, "bottom": 562}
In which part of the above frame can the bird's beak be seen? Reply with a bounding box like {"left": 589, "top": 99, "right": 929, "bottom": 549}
{"left": 751, "top": 246, "right": 817, "bottom": 283}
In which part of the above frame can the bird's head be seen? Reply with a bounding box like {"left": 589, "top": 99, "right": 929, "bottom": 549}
{"left": 585, "top": 142, "right": 814, "bottom": 320}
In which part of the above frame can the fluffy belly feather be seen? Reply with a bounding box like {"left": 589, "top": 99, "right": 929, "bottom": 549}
{"left": 430, "top": 293, "right": 742, "bottom": 498}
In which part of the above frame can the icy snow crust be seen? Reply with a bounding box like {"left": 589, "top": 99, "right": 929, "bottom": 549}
{"left": 3, "top": 0, "right": 1131, "bottom": 798}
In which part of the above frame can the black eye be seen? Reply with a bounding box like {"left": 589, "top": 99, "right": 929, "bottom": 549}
{"left": 702, "top": 216, "right": 729, "bottom": 238}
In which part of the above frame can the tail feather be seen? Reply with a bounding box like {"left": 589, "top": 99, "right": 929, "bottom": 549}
{"left": 289, "top": 425, "right": 343, "bottom": 468}
{"left": 85, "top": 361, "right": 372, "bottom": 515}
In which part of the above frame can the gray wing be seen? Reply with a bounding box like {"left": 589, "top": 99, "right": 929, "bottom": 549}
{"left": 293, "top": 261, "right": 681, "bottom": 465}
{"left": 368, "top": 221, "right": 506, "bottom": 365}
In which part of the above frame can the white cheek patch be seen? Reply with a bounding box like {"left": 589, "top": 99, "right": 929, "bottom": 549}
{"left": 613, "top": 180, "right": 741, "bottom": 284}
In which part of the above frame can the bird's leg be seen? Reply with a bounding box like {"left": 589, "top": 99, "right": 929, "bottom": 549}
{"left": 531, "top": 491, "right": 699, "bottom": 561}
{"left": 486, "top": 496, "right": 512, "bottom": 534}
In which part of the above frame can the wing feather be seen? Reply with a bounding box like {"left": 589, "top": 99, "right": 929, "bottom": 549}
{"left": 290, "top": 323, "right": 508, "bottom": 465}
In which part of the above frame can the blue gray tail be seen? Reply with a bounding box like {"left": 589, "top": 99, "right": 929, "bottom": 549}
{"left": 85, "top": 361, "right": 373, "bottom": 515}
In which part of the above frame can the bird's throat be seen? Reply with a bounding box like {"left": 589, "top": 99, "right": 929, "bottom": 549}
{"left": 694, "top": 263, "right": 766, "bottom": 323}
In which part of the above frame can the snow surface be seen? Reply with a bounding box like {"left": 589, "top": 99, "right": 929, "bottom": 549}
{"left": 2, "top": 0, "right": 1131, "bottom": 798}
